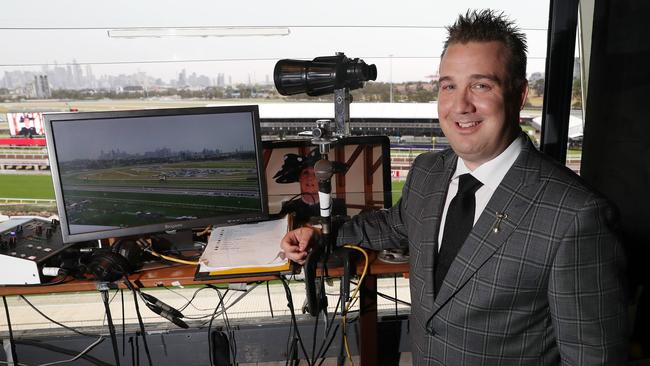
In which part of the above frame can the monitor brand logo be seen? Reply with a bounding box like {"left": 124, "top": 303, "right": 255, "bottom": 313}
{"left": 165, "top": 223, "right": 184, "bottom": 230}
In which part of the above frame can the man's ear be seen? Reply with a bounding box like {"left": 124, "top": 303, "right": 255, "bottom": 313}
{"left": 518, "top": 80, "right": 529, "bottom": 110}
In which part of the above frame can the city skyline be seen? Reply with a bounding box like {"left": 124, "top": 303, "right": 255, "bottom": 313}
{"left": 1, "top": 61, "right": 269, "bottom": 91}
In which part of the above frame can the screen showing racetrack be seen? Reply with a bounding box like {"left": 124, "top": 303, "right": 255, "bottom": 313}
{"left": 45, "top": 106, "right": 267, "bottom": 242}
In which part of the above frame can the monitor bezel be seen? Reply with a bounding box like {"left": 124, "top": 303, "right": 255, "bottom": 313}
{"left": 44, "top": 105, "right": 269, "bottom": 243}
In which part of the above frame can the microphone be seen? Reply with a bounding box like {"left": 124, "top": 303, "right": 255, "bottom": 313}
{"left": 314, "top": 159, "right": 334, "bottom": 217}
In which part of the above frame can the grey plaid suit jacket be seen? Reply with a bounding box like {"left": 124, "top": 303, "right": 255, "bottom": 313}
{"left": 337, "top": 134, "right": 627, "bottom": 365}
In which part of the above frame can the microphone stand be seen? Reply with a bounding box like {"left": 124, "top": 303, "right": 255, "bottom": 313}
{"left": 302, "top": 88, "right": 355, "bottom": 316}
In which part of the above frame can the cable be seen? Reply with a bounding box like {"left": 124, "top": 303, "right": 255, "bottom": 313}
{"left": 266, "top": 281, "right": 274, "bottom": 318}
{"left": 127, "top": 337, "right": 135, "bottom": 366}
{"left": 137, "top": 238, "right": 199, "bottom": 266}
{"left": 340, "top": 245, "right": 369, "bottom": 366}
{"left": 198, "top": 283, "right": 259, "bottom": 322}
{"left": 195, "top": 225, "right": 212, "bottom": 237}
{"left": 0, "top": 274, "right": 71, "bottom": 288}
{"left": 145, "top": 248, "right": 199, "bottom": 265}
{"left": 35, "top": 336, "right": 105, "bottom": 366}
{"left": 11, "top": 339, "right": 110, "bottom": 366}
{"left": 100, "top": 289, "right": 121, "bottom": 366}
{"left": 2, "top": 296, "right": 19, "bottom": 365}
{"left": 214, "top": 287, "right": 237, "bottom": 365}
{"left": 18, "top": 295, "right": 101, "bottom": 337}
{"left": 349, "top": 280, "right": 411, "bottom": 307}
{"left": 280, "top": 276, "right": 313, "bottom": 366}
{"left": 121, "top": 289, "right": 126, "bottom": 357}
{"left": 124, "top": 279, "right": 153, "bottom": 366}
{"left": 166, "top": 285, "right": 218, "bottom": 312}
{"left": 206, "top": 286, "right": 229, "bottom": 366}
{"left": 314, "top": 295, "right": 343, "bottom": 362}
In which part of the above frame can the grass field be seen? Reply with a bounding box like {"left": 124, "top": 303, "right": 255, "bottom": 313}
{"left": 392, "top": 180, "right": 405, "bottom": 205}
{"left": 0, "top": 174, "right": 55, "bottom": 199}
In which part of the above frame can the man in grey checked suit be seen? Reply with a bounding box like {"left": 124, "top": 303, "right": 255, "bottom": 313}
{"left": 281, "top": 9, "right": 627, "bottom": 365}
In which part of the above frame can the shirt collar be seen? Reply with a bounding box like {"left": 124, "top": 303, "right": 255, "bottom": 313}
{"left": 453, "top": 134, "right": 524, "bottom": 190}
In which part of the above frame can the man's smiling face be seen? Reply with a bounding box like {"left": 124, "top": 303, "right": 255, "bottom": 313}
{"left": 438, "top": 41, "right": 527, "bottom": 170}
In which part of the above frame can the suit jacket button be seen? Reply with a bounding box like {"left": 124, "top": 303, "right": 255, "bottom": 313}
{"left": 426, "top": 327, "right": 436, "bottom": 336}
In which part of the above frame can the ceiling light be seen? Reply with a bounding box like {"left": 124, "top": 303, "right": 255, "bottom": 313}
{"left": 107, "top": 27, "right": 290, "bottom": 38}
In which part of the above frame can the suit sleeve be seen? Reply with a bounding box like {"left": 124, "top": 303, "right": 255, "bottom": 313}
{"left": 548, "top": 196, "right": 628, "bottom": 365}
{"left": 335, "top": 155, "right": 416, "bottom": 250}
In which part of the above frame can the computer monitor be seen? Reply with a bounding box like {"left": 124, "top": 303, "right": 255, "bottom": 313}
{"left": 44, "top": 105, "right": 268, "bottom": 243}
{"left": 263, "top": 136, "right": 391, "bottom": 227}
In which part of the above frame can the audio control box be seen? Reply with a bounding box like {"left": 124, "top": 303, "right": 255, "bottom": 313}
{"left": 0, "top": 216, "right": 80, "bottom": 285}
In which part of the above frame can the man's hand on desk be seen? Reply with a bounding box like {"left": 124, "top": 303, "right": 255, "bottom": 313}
{"left": 280, "top": 227, "right": 320, "bottom": 265}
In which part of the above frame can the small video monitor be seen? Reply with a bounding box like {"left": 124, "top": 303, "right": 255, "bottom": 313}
{"left": 263, "top": 136, "right": 392, "bottom": 226}
{"left": 44, "top": 105, "right": 268, "bottom": 243}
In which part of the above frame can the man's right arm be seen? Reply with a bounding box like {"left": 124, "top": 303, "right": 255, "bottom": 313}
{"left": 335, "top": 156, "right": 417, "bottom": 251}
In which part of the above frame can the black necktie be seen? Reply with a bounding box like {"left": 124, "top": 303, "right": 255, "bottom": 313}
{"left": 435, "top": 173, "right": 483, "bottom": 295}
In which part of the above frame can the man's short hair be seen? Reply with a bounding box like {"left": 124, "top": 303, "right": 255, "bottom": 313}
{"left": 442, "top": 9, "right": 528, "bottom": 93}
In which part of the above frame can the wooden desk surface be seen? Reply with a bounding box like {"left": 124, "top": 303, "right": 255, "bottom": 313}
{"left": 0, "top": 251, "right": 409, "bottom": 296}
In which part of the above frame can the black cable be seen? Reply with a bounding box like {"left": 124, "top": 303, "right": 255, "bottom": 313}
{"left": 14, "top": 339, "right": 110, "bottom": 366}
{"left": 2, "top": 296, "right": 19, "bottom": 365}
{"left": 18, "top": 295, "right": 101, "bottom": 337}
{"left": 315, "top": 295, "right": 342, "bottom": 361}
{"left": 394, "top": 275, "right": 398, "bottom": 316}
{"left": 349, "top": 280, "right": 411, "bottom": 307}
{"left": 169, "top": 286, "right": 208, "bottom": 312}
{"left": 121, "top": 289, "right": 126, "bottom": 357}
{"left": 285, "top": 310, "right": 296, "bottom": 366}
{"left": 316, "top": 323, "right": 341, "bottom": 366}
{"left": 280, "top": 276, "right": 312, "bottom": 366}
{"left": 206, "top": 285, "right": 228, "bottom": 366}
{"left": 311, "top": 305, "right": 322, "bottom": 364}
{"left": 214, "top": 287, "right": 237, "bottom": 365}
{"left": 266, "top": 281, "right": 274, "bottom": 318}
{"left": 124, "top": 279, "right": 153, "bottom": 366}
{"left": 100, "top": 289, "right": 121, "bottom": 366}
{"left": 0, "top": 275, "right": 71, "bottom": 288}
{"left": 128, "top": 337, "right": 135, "bottom": 366}
{"left": 134, "top": 336, "right": 140, "bottom": 366}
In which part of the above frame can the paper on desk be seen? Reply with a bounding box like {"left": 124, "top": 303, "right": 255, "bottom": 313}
{"left": 198, "top": 216, "right": 289, "bottom": 273}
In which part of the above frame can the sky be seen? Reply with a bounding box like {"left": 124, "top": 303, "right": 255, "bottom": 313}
{"left": 1, "top": 0, "right": 551, "bottom": 84}
{"left": 52, "top": 111, "right": 257, "bottom": 161}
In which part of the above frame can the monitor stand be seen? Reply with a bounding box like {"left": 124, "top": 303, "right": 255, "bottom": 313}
{"left": 150, "top": 229, "right": 198, "bottom": 253}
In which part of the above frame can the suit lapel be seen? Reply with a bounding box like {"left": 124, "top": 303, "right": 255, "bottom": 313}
{"left": 418, "top": 150, "right": 457, "bottom": 251}
{"left": 431, "top": 136, "right": 545, "bottom": 314}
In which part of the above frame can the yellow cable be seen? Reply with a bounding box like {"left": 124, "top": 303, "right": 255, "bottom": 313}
{"left": 343, "top": 245, "right": 369, "bottom": 313}
{"left": 135, "top": 238, "right": 200, "bottom": 266}
{"left": 147, "top": 248, "right": 200, "bottom": 266}
{"left": 341, "top": 245, "right": 369, "bottom": 366}
{"left": 195, "top": 225, "right": 212, "bottom": 237}
{"left": 343, "top": 327, "right": 353, "bottom": 366}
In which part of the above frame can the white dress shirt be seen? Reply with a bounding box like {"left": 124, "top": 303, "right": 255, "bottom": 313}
{"left": 437, "top": 135, "right": 524, "bottom": 249}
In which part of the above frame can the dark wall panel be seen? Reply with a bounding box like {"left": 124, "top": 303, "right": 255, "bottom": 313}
{"left": 582, "top": 0, "right": 650, "bottom": 355}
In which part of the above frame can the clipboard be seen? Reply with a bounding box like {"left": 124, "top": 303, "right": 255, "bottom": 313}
{"left": 194, "top": 215, "right": 293, "bottom": 280}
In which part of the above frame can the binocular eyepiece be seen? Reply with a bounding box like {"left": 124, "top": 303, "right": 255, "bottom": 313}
{"left": 274, "top": 52, "right": 377, "bottom": 97}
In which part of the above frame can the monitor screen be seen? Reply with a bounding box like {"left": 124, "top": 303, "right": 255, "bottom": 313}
{"left": 263, "top": 136, "right": 391, "bottom": 227}
{"left": 44, "top": 105, "right": 268, "bottom": 243}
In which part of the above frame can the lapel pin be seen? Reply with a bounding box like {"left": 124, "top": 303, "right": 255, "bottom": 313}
{"left": 492, "top": 212, "right": 508, "bottom": 233}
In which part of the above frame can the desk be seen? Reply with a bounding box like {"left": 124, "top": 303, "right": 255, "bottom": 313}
{"left": 0, "top": 252, "right": 409, "bottom": 365}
